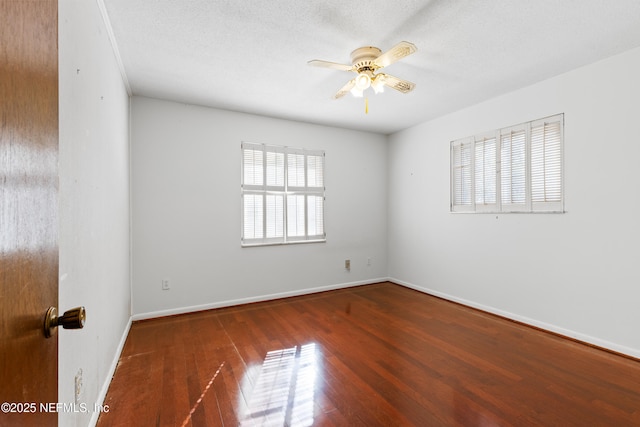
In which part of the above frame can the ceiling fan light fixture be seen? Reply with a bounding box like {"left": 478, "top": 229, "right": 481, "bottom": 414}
{"left": 355, "top": 73, "right": 371, "bottom": 90}
{"left": 372, "top": 75, "right": 385, "bottom": 94}
{"left": 350, "top": 86, "right": 364, "bottom": 97}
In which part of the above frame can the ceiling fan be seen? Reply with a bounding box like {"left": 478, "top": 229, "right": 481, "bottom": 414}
{"left": 308, "top": 41, "right": 417, "bottom": 101}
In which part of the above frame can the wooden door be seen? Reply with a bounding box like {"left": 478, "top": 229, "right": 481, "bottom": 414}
{"left": 0, "top": 1, "right": 59, "bottom": 426}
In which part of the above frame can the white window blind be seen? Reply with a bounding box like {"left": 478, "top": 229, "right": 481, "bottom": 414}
{"left": 531, "top": 118, "right": 563, "bottom": 211}
{"left": 500, "top": 127, "right": 527, "bottom": 211}
{"left": 241, "top": 142, "right": 325, "bottom": 246}
{"left": 474, "top": 134, "right": 497, "bottom": 210}
{"left": 452, "top": 141, "right": 473, "bottom": 211}
{"left": 451, "top": 113, "right": 563, "bottom": 213}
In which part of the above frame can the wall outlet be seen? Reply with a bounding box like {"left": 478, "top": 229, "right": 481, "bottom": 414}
{"left": 345, "top": 259, "right": 350, "bottom": 270}
{"left": 367, "top": 258, "right": 371, "bottom": 266}
{"left": 162, "top": 279, "right": 170, "bottom": 290}
{"left": 74, "top": 369, "right": 84, "bottom": 404}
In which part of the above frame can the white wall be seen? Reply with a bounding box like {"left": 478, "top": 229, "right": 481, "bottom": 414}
{"left": 59, "top": 1, "right": 131, "bottom": 425}
{"left": 388, "top": 47, "right": 640, "bottom": 358}
{"left": 131, "top": 97, "right": 388, "bottom": 317}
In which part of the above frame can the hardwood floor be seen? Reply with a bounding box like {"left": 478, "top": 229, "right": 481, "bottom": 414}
{"left": 97, "top": 282, "right": 640, "bottom": 426}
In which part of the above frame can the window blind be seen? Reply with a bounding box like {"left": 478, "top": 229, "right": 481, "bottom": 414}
{"left": 531, "top": 118, "right": 563, "bottom": 211}
{"left": 474, "top": 135, "right": 497, "bottom": 210}
{"left": 451, "top": 114, "right": 563, "bottom": 213}
{"left": 451, "top": 141, "right": 472, "bottom": 211}
{"left": 500, "top": 127, "right": 527, "bottom": 211}
{"left": 241, "top": 142, "right": 326, "bottom": 246}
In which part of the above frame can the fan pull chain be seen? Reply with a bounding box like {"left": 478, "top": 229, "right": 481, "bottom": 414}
{"left": 365, "top": 97, "right": 369, "bottom": 114}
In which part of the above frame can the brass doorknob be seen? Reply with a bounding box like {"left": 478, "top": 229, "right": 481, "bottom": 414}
{"left": 44, "top": 306, "right": 86, "bottom": 338}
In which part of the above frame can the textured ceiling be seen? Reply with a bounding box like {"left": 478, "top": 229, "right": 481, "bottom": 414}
{"left": 102, "top": 0, "right": 640, "bottom": 135}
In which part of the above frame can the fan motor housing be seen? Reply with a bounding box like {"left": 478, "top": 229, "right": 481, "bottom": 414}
{"left": 351, "top": 46, "right": 382, "bottom": 71}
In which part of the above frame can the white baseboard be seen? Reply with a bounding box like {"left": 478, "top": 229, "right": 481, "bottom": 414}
{"left": 132, "top": 277, "right": 390, "bottom": 321}
{"left": 390, "top": 277, "right": 640, "bottom": 360}
{"left": 89, "top": 316, "right": 132, "bottom": 427}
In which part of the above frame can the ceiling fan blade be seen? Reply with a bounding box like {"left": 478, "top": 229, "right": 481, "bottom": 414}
{"left": 373, "top": 41, "right": 417, "bottom": 68}
{"left": 308, "top": 59, "right": 354, "bottom": 72}
{"left": 334, "top": 79, "right": 355, "bottom": 99}
{"left": 380, "top": 73, "right": 416, "bottom": 93}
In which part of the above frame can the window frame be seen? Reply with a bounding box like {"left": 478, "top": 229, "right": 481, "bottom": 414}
{"left": 450, "top": 114, "right": 564, "bottom": 214}
{"left": 241, "top": 142, "right": 326, "bottom": 247}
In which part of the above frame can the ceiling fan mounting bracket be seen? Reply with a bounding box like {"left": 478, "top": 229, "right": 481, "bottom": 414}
{"left": 350, "top": 46, "right": 382, "bottom": 67}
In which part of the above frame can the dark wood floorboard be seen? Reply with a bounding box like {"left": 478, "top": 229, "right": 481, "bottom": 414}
{"left": 97, "top": 282, "right": 640, "bottom": 426}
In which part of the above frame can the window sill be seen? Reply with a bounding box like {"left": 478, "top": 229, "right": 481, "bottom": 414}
{"left": 241, "top": 239, "right": 327, "bottom": 248}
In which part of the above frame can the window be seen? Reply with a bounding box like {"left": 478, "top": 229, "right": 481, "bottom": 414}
{"left": 241, "top": 142, "right": 325, "bottom": 246}
{"left": 451, "top": 114, "right": 563, "bottom": 213}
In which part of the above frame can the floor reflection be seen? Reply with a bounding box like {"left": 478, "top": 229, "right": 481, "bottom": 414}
{"left": 240, "top": 343, "right": 317, "bottom": 427}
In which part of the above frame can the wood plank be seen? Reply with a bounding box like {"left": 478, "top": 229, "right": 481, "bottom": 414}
{"left": 97, "top": 282, "right": 640, "bottom": 426}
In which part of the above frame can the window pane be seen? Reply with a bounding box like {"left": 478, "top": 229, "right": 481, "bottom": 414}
{"left": 287, "top": 195, "right": 306, "bottom": 237}
{"left": 243, "top": 149, "right": 263, "bottom": 186}
{"left": 266, "top": 151, "right": 284, "bottom": 187}
{"left": 266, "top": 195, "right": 284, "bottom": 238}
{"left": 531, "top": 121, "right": 562, "bottom": 202}
{"left": 475, "top": 137, "right": 496, "bottom": 205}
{"left": 288, "top": 153, "right": 305, "bottom": 187}
{"left": 501, "top": 130, "right": 526, "bottom": 205}
{"left": 307, "top": 196, "right": 324, "bottom": 236}
{"left": 243, "top": 194, "right": 263, "bottom": 239}
{"left": 453, "top": 143, "right": 472, "bottom": 206}
{"left": 307, "top": 155, "right": 324, "bottom": 187}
